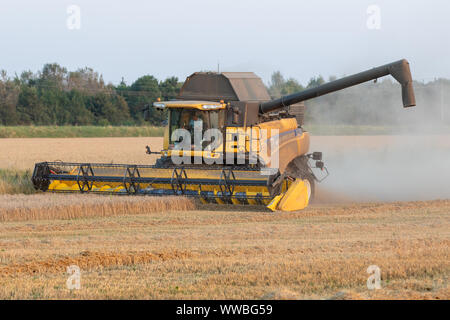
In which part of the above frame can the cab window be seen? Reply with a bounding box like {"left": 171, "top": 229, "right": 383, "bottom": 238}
{"left": 169, "top": 109, "right": 224, "bottom": 143}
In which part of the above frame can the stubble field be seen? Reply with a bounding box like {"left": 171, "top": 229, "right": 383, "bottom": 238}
{"left": 0, "top": 135, "right": 448, "bottom": 299}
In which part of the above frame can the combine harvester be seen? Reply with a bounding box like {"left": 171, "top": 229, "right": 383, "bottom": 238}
{"left": 32, "top": 59, "right": 415, "bottom": 211}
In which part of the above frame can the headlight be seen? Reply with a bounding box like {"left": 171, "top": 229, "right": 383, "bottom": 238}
{"left": 153, "top": 102, "right": 166, "bottom": 109}
{"left": 202, "top": 104, "right": 220, "bottom": 109}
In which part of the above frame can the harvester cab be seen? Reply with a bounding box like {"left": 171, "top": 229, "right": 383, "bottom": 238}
{"left": 32, "top": 59, "right": 416, "bottom": 212}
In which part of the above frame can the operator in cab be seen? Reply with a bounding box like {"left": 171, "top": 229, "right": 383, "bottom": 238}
{"left": 189, "top": 112, "right": 204, "bottom": 134}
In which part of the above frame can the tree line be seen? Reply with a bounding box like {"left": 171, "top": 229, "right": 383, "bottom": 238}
{"left": 1, "top": 63, "right": 449, "bottom": 126}
{"left": 0, "top": 63, "right": 181, "bottom": 126}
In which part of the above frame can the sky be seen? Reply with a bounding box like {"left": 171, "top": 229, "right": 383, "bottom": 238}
{"left": 0, "top": 0, "right": 449, "bottom": 86}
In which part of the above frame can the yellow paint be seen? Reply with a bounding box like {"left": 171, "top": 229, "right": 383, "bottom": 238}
{"left": 246, "top": 191, "right": 258, "bottom": 205}
{"left": 163, "top": 124, "right": 169, "bottom": 150}
{"left": 266, "top": 194, "right": 283, "bottom": 211}
{"left": 71, "top": 184, "right": 80, "bottom": 191}
{"left": 198, "top": 190, "right": 208, "bottom": 204}
{"left": 48, "top": 180, "right": 60, "bottom": 190}
{"left": 54, "top": 183, "right": 69, "bottom": 190}
{"left": 231, "top": 197, "right": 241, "bottom": 205}
{"left": 100, "top": 185, "right": 112, "bottom": 191}
{"left": 214, "top": 190, "right": 226, "bottom": 204}
{"left": 277, "top": 179, "right": 310, "bottom": 212}
{"left": 114, "top": 186, "right": 125, "bottom": 192}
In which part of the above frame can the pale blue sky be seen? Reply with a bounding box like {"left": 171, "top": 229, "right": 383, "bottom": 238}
{"left": 0, "top": 0, "right": 449, "bottom": 85}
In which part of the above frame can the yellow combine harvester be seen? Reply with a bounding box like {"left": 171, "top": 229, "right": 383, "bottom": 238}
{"left": 32, "top": 59, "right": 415, "bottom": 211}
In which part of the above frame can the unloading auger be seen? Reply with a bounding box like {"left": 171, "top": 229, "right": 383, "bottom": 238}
{"left": 32, "top": 59, "right": 415, "bottom": 211}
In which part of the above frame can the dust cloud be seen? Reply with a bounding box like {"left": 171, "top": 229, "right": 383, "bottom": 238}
{"left": 305, "top": 79, "right": 450, "bottom": 203}
{"left": 311, "top": 135, "right": 450, "bottom": 203}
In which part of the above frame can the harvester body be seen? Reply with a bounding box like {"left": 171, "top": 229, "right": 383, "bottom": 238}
{"left": 32, "top": 59, "right": 415, "bottom": 211}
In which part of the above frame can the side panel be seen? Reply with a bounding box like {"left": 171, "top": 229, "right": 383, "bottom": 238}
{"left": 264, "top": 131, "right": 310, "bottom": 173}
{"left": 257, "top": 118, "right": 309, "bottom": 173}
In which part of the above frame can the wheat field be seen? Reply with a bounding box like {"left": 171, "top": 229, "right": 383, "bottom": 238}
{"left": 0, "top": 194, "right": 194, "bottom": 222}
{"left": 0, "top": 137, "right": 162, "bottom": 170}
{"left": 0, "top": 135, "right": 448, "bottom": 299}
{"left": 0, "top": 199, "right": 448, "bottom": 299}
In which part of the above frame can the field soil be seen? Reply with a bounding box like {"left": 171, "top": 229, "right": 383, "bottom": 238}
{"left": 0, "top": 135, "right": 448, "bottom": 299}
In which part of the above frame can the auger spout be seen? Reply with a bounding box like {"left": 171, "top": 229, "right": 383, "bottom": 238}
{"left": 259, "top": 59, "right": 416, "bottom": 114}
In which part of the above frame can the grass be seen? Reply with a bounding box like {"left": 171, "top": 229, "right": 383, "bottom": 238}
{"left": 0, "top": 126, "right": 164, "bottom": 138}
{"left": 0, "top": 169, "right": 35, "bottom": 195}
{"left": 0, "top": 199, "right": 448, "bottom": 299}
{"left": 2, "top": 125, "right": 450, "bottom": 138}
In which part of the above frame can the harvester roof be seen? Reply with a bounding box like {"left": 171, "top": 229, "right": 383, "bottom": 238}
{"left": 177, "top": 72, "right": 271, "bottom": 102}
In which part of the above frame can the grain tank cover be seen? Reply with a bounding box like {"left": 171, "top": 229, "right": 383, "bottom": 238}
{"left": 177, "top": 72, "right": 271, "bottom": 102}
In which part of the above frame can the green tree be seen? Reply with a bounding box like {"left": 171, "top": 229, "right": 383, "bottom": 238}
{"left": 126, "top": 75, "right": 161, "bottom": 123}
{"left": 38, "top": 63, "right": 68, "bottom": 91}
{"left": 0, "top": 71, "right": 20, "bottom": 125}
{"left": 87, "top": 93, "right": 131, "bottom": 125}
{"left": 17, "top": 86, "right": 50, "bottom": 124}
{"left": 268, "top": 71, "right": 285, "bottom": 98}
{"left": 307, "top": 76, "right": 325, "bottom": 88}
{"left": 68, "top": 90, "right": 94, "bottom": 125}
{"left": 268, "top": 71, "right": 305, "bottom": 99}
{"left": 159, "top": 77, "right": 181, "bottom": 100}
{"left": 281, "top": 78, "right": 304, "bottom": 95}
